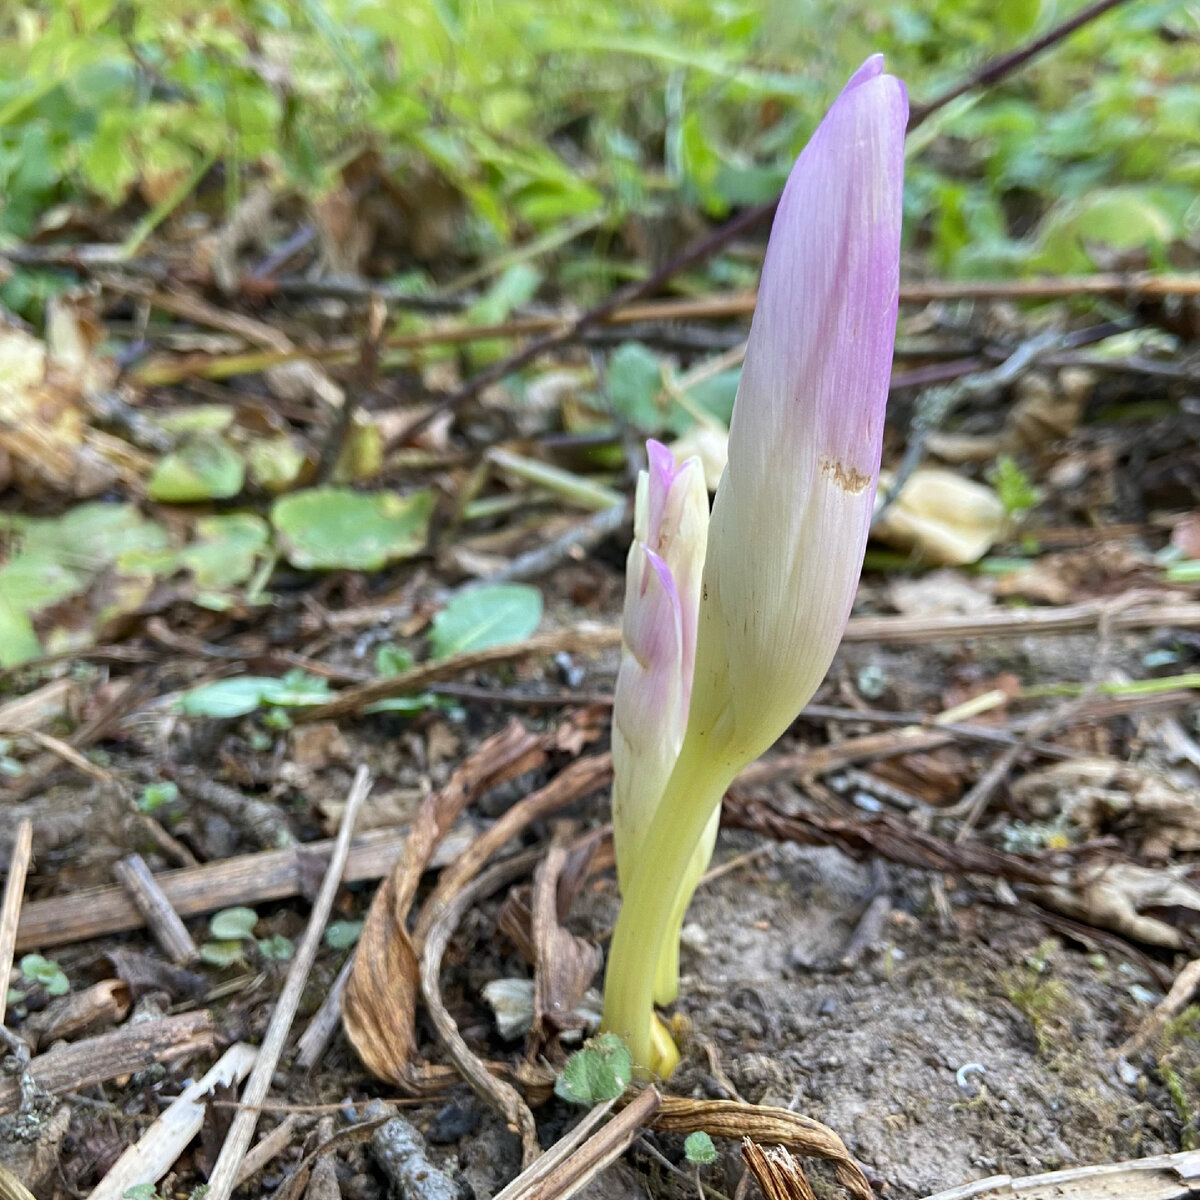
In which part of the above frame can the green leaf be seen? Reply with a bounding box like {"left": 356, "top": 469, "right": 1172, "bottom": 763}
{"left": 177, "top": 515, "right": 270, "bottom": 589}
{"left": 607, "top": 342, "right": 663, "bottom": 431}
{"left": 246, "top": 435, "right": 307, "bottom": 493}
{"left": 997, "top": 0, "right": 1042, "bottom": 38}
{"left": 325, "top": 920, "right": 364, "bottom": 950}
{"left": 20, "top": 953, "right": 69, "bottom": 995}
{"left": 148, "top": 436, "right": 246, "bottom": 503}
{"left": 123, "top": 1186, "right": 159, "bottom": 1200}
{"left": 271, "top": 487, "right": 435, "bottom": 571}
{"left": 179, "top": 677, "right": 278, "bottom": 719}
{"left": 554, "top": 1033, "right": 632, "bottom": 1106}
{"left": 209, "top": 906, "right": 259, "bottom": 940}
{"left": 375, "top": 644, "right": 415, "bottom": 676}
{"left": 199, "top": 940, "right": 246, "bottom": 968}
{"left": 178, "top": 672, "right": 332, "bottom": 719}
{"left": 0, "top": 589, "right": 41, "bottom": 668}
{"left": 362, "top": 694, "right": 439, "bottom": 716}
{"left": 138, "top": 781, "right": 180, "bottom": 813}
{"left": 257, "top": 934, "right": 294, "bottom": 961}
{"left": 1033, "top": 189, "right": 1176, "bottom": 273}
{"left": 430, "top": 584, "right": 543, "bottom": 660}
{"left": 684, "top": 1131, "right": 718, "bottom": 1165}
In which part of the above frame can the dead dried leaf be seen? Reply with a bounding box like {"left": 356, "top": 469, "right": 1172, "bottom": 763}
{"left": 887, "top": 570, "right": 995, "bottom": 617}
{"left": 1002, "top": 367, "right": 1093, "bottom": 451}
{"left": 1013, "top": 758, "right": 1200, "bottom": 857}
{"left": 874, "top": 468, "right": 1006, "bottom": 565}
{"left": 1037, "top": 862, "right": 1200, "bottom": 948}
{"left": 532, "top": 830, "right": 602, "bottom": 1041}
{"left": 653, "top": 1098, "right": 870, "bottom": 1200}
{"left": 741, "top": 1140, "right": 817, "bottom": 1200}
{"left": 341, "top": 722, "right": 551, "bottom": 1086}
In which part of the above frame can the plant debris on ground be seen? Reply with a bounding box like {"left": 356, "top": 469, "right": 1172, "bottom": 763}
{"left": 2, "top": 2, "right": 1200, "bottom": 1199}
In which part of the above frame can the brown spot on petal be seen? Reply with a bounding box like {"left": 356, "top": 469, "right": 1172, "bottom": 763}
{"left": 822, "top": 457, "right": 872, "bottom": 494}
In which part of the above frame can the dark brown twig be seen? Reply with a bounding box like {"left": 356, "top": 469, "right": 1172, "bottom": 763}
{"left": 907, "top": 0, "right": 1137, "bottom": 130}
{"left": 111, "top": 854, "right": 199, "bottom": 966}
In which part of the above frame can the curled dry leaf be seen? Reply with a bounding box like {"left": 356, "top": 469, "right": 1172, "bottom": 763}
{"left": 341, "top": 721, "right": 550, "bottom": 1087}
{"left": 1013, "top": 758, "right": 1200, "bottom": 858}
{"left": 531, "top": 830, "right": 602, "bottom": 1043}
{"left": 653, "top": 1097, "right": 871, "bottom": 1200}
{"left": 873, "top": 468, "right": 1006, "bottom": 565}
{"left": 742, "top": 1140, "right": 817, "bottom": 1200}
{"left": 1037, "top": 862, "right": 1200, "bottom": 948}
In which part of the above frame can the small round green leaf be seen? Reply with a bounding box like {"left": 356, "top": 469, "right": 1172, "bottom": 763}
{"left": 257, "top": 934, "right": 294, "bottom": 961}
{"left": 554, "top": 1033, "right": 632, "bottom": 1106}
{"left": 271, "top": 487, "right": 434, "bottom": 571}
{"left": 684, "top": 1131, "right": 718, "bottom": 1165}
{"left": 148, "top": 436, "right": 245, "bottom": 503}
{"left": 199, "top": 940, "right": 246, "bottom": 968}
{"left": 325, "top": 920, "right": 364, "bottom": 950}
{"left": 209, "top": 906, "right": 258, "bottom": 940}
{"left": 430, "top": 584, "right": 542, "bottom": 660}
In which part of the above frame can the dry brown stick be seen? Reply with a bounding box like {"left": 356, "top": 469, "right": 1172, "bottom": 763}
{"left": 294, "top": 952, "right": 355, "bottom": 1071}
{"left": 917, "top": 1148, "right": 1200, "bottom": 1200}
{"left": 943, "top": 694, "right": 1091, "bottom": 833}
{"left": 89, "top": 1042, "right": 258, "bottom": 1200}
{"left": 907, "top": 0, "right": 1136, "bottom": 130}
{"left": 1116, "top": 957, "right": 1200, "bottom": 1060}
{"left": 0, "top": 819, "right": 33, "bottom": 1029}
{"left": 235, "top": 1113, "right": 307, "bottom": 1187}
{"left": 135, "top": 272, "right": 1200, "bottom": 385}
{"left": 205, "top": 765, "right": 372, "bottom": 1200}
{"left": 16, "top": 826, "right": 412, "bottom": 952}
{"left": 169, "top": 768, "right": 295, "bottom": 848}
{"left": 841, "top": 599, "right": 1200, "bottom": 645}
{"left": 420, "top": 847, "right": 546, "bottom": 1167}
{"left": 298, "top": 600, "right": 1200, "bottom": 723}
{"left": 111, "top": 854, "right": 199, "bottom": 966}
{"left": 0, "top": 1010, "right": 214, "bottom": 1115}
{"left": 413, "top": 753, "right": 613, "bottom": 944}
{"left": 296, "top": 626, "right": 619, "bottom": 723}
{"left": 492, "top": 1088, "right": 662, "bottom": 1200}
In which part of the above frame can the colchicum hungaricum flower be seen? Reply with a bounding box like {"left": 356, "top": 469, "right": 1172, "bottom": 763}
{"left": 610, "top": 441, "right": 712, "bottom": 1015}
{"left": 602, "top": 55, "right": 908, "bottom": 1075}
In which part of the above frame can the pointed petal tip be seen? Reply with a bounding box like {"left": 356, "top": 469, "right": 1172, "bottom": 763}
{"left": 844, "top": 54, "right": 885, "bottom": 91}
{"left": 838, "top": 56, "right": 908, "bottom": 125}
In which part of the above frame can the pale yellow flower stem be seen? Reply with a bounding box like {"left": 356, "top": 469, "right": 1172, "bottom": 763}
{"left": 601, "top": 733, "right": 737, "bottom": 1075}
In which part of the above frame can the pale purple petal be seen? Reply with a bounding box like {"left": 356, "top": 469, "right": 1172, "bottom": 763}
{"left": 645, "top": 438, "right": 680, "bottom": 548}
{"left": 692, "top": 58, "right": 907, "bottom": 765}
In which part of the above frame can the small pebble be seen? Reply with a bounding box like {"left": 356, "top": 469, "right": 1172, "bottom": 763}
{"left": 426, "top": 1102, "right": 480, "bottom": 1145}
{"left": 1116, "top": 1058, "right": 1141, "bottom": 1086}
{"left": 555, "top": 652, "right": 585, "bottom": 688}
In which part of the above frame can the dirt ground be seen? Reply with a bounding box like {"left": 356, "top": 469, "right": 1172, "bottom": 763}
{"left": 5, "top": 548, "right": 1197, "bottom": 1200}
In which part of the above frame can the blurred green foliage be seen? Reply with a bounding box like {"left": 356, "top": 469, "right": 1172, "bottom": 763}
{"left": 0, "top": 0, "right": 1196, "bottom": 277}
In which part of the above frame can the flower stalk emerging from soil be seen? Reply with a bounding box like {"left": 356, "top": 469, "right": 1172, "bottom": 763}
{"left": 602, "top": 55, "right": 908, "bottom": 1075}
